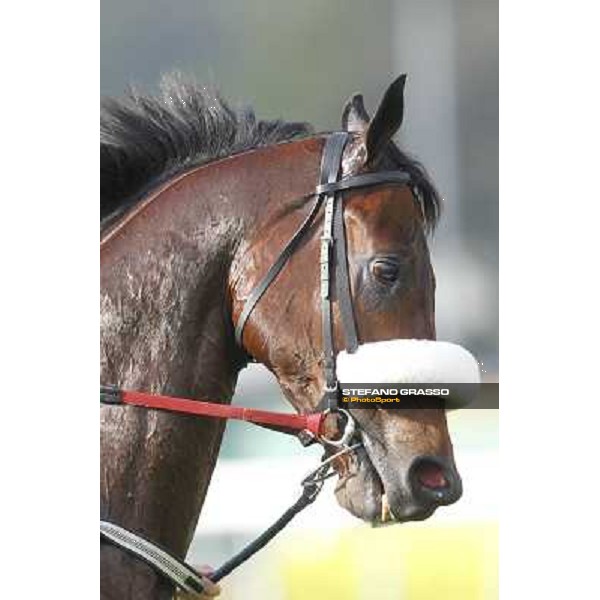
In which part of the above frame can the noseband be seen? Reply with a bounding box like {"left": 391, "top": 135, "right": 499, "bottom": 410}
{"left": 100, "top": 131, "right": 415, "bottom": 595}
{"left": 235, "top": 131, "right": 412, "bottom": 410}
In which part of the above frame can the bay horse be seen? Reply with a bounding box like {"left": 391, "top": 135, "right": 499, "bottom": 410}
{"left": 101, "top": 73, "right": 473, "bottom": 599}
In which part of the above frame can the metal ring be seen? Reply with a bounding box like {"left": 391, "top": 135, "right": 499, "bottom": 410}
{"left": 319, "top": 408, "right": 355, "bottom": 447}
{"left": 301, "top": 441, "right": 363, "bottom": 487}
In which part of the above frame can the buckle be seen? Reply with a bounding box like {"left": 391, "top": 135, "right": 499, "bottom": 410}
{"left": 100, "top": 385, "right": 122, "bottom": 405}
{"left": 323, "top": 382, "right": 338, "bottom": 393}
{"left": 318, "top": 408, "right": 355, "bottom": 447}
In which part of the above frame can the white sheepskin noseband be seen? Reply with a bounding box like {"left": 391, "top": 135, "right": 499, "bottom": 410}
{"left": 337, "top": 339, "right": 480, "bottom": 385}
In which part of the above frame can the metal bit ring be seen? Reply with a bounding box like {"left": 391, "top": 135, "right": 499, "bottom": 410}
{"left": 319, "top": 408, "right": 355, "bottom": 447}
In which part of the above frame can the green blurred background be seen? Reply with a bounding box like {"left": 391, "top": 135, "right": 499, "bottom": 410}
{"left": 102, "top": 1, "right": 498, "bottom": 598}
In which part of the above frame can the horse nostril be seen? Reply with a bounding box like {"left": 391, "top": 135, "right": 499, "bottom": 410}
{"left": 409, "top": 456, "right": 462, "bottom": 506}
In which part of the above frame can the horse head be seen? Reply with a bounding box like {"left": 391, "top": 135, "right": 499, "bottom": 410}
{"left": 230, "top": 76, "right": 473, "bottom": 524}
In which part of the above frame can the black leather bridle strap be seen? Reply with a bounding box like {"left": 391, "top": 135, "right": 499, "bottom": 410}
{"left": 318, "top": 132, "right": 350, "bottom": 403}
{"left": 316, "top": 171, "right": 411, "bottom": 195}
{"left": 235, "top": 192, "right": 323, "bottom": 349}
{"left": 326, "top": 170, "right": 412, "bottom": 358}
{"left": 234, "top": 133, "right": 414, "bottom": 391}
{"left": 333, "top": 192, "right": 359, "bottom": 352}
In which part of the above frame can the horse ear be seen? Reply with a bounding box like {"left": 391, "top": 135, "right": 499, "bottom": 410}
{"left": 341, "top": 94, "right": 370, "bottom": 132}
{"left": 365, "top": 74, "right": 407, "bottom": 165}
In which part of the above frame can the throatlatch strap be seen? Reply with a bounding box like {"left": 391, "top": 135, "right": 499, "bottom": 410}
{"left": 234, "top": 192, "right": 323, "bottom": 349}
{"left": 234, "top": 136, "right": 413, "bottom": 365}
{"left": 100, "top": 521, "right": 206, "bottom": 596}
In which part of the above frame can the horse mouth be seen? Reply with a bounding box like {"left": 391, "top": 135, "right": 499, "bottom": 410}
{"left": 332, "top": 438, "right": 442, "bottom": 525}
{"left": 331, "top": 442, "right": 397, "bottom": 524}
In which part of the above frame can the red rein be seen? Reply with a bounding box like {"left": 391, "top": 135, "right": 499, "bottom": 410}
{"left": 109, "top": 389, "right": 324, "bottom": 438}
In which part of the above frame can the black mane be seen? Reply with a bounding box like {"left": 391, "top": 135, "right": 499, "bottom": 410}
{"left": 101, "top": 73, "right": 440, "bottom": 230}
{"left": 383, "top": 143, "right": 442, "bottom": 232}
{"left": 101, "top": 73, "right": 313, "bottom": 222}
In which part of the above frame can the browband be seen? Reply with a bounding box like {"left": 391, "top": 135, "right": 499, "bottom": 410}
{"left": 316, "top": 171, "right": 411, "bottom": 195}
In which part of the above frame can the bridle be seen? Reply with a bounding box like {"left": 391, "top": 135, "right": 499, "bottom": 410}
{"left": 234, "top": 131, "right": 412, "bottom": 413}
{"left": 100, "top": 131, "right": 415, "bottom": 596}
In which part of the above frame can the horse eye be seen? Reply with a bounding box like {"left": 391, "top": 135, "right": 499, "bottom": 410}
{"left": 370, "top": 258, "right": 400, "bottom": 284}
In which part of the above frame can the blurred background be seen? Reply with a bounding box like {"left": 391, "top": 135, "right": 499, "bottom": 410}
{"left": 102, "top": 1, "right": 498, "bottom": 598}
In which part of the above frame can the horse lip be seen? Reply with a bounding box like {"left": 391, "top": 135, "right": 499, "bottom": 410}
{"left": 331, "top": 432, "right": 443, "bottom": 525}
{"left": 332, "top": 440, "right": 384, "bottom": 518}
{"left": 354, "top": 431, "right": 434, "bottom": 524}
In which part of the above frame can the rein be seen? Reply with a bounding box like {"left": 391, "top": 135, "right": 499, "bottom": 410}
{"left": 100, "top": 385, "right": 359, "bottom": 595}
{"left": 100, "top": 441, "right": 360, "bottom": 594}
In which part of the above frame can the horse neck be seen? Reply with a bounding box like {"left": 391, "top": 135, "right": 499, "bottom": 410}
{"left": 100, "top": 213, "right": 242, "bottom": 398}
{"left": 100, "top": 183, "right": 242, "bottom": 600}
{"left": 100, "top": 137, "right": 323, "bottom": 599}
{"left": 100, "top": 135, "right": 324, "bottom": 393}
